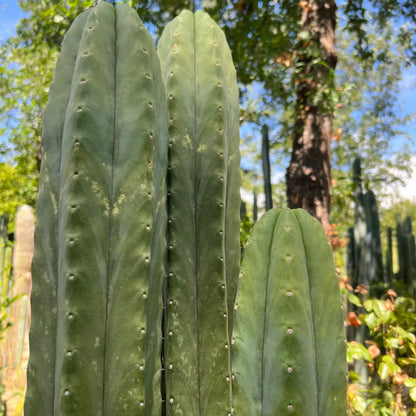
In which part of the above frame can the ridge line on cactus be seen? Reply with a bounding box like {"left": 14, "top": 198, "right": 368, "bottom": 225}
{"left": 101, "top": 3, "right": 118, "bottom": 412}
{"left": 259, "top": 208, "right": 281, "bottom": 410}
{"left": 293, "top": 209, "right": 323, "bottom": 415}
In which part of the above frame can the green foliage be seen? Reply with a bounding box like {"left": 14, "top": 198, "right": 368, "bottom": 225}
{"left": 0, "top": 1, "right": 94, "bottom": 211}
{"left": 382, "top": 201, "right": 416, "bottom": 233}
{"left": 333, "top": 22, "right": 414, "bottom": 197}
{"left": 343, "top": 0, "right": 416, "bottom": 62}
{"left": 1, "top": 0, "right": 415, "bottom": 230}
{"left": 0, "top": 163, "right": 37, "bottom": 226}
{"left": 239, "top": 214, "right": 253, "bottom": 248}
{"left": 347, "top": 290, "right": 416, "bottom": 415}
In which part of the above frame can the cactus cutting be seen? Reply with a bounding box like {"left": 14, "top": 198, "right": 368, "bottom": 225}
{"left": 25, "top": 3, "right": 168, "bottom": 414}
{"left": 24, "top": 2, "right": 348, "bottom": 415}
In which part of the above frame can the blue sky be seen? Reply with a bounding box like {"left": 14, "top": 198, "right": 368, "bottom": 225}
{"left": 0, "top": 1, "right": 25, "bottom": 41}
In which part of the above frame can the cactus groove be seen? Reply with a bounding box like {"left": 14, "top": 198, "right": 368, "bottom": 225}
{"left": 25, "top": 3, "right": 168, "bottom": 415}
{"left": 158, "top": 10, "right": 240, "bottom": 416}
{"left": 232, "top": 208, "right": 348, "bottom": 415}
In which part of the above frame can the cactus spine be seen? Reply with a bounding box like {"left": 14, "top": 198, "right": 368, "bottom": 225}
{"left": 25, "top": 3, "right": 167, "bottom": 414}
{"left": 232, "top": 208, "right": 348, "bottom": 415}
{"left": 157, "top": 10, "right": 240, "bottom": 415}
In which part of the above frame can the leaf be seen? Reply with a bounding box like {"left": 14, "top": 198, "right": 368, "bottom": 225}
{"left": 410, "top": 387, "right": 416, "bottom": 402}
{"left": 352, "top": 394, "right": 367, "bottom": 413}
{"left": 364, "top": 312, "right": 378, "bottom": 329}
{"left": 373, "top": 300, "right": 392, "bottom": 323}
{"left": 347, "top": 292, "right": 362, "bottom": 307}
{"left": 348, "top": 371, "right": 360, "bottom": 382}
{"left": 298, "top": 30, "right": 311, "bottom": 40}
{"left": 398, "top": 357, "right": 416, "bottom": 366}
{"left": 347, "top": 341, "right": 372, "bottom": 363}
{"left": 363, "top": 299, "right": 375, "bottom": 311}
{"left": 404, "top": 377, "right": 416, "bottom": 389}
{"left": 377, "top": 356, "right": 401, "bottom": 380}
{"left": 378, "top": 361, "right": 390, "bottom": 380}
{"left": 392, "top": 326, "right": 416, "bottom": 343}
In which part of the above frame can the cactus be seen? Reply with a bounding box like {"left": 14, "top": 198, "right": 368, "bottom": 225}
{"left": 396, "top": 215, "right": 416, "bottom": 294}
{"left": 25, "top": 3, "right": 349, "bottom": 415}
{"left": 351, "top": 158, "right": 384, "bottom": 286}
{"left": 352, "top": 157, "right": 366, "bottom": 286}
{"left": 253, "top": 188, "right": 258, "bottom": 223}
{"left": 240, "top": 200, "right": 247, "bottom": 220}
{"left": 232, "top": 208, "right": 348, "bottom": 415}
{"left": 157, "top": 10, "right": 240, "bottom": 415}
{"left": 0, "top": 214, "right": 12, "bottom": 373}
{"left": 25, "top": 3, "right": 168, "bottom": 415}
{"left": 0, "top": 214, "right": 11, "bottom": 416}
{"left": 0, "top": 214, "right": 12, "bottom": 309}
{"left": 363, "top": 190, "right": 384, "bottom": 282}
{"left": 261, "top": 124, "right": 273, "bottom": 211}
{"left": 385, "top": 226, "right": 393, "bottom": 286}
{"left": 0, "top": 213, "right": 12, "bottom": 400}
{"left": 346, "top": 226, "right": 355, "bottom": 281}
{"left": 2, "top": 206, "right": 34, "bottom": 415}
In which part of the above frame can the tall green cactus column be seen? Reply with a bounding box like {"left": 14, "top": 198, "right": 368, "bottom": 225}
{"left": 25, "top": 9, "right": 91, "bottom": 414}
{"left": 158, "top": 10, "right": 241, "bottom": 415}
{"left": 396, "top": 216, "right": 416, "bottom": 294}
{"left": 351, "top": 157, "right": 384, "bottom": 286}
{"left": 232, "top": 208, "right": 347, "bottom": 415}
{"left": 25, "top": 3, "right": 168, "bottom": 415}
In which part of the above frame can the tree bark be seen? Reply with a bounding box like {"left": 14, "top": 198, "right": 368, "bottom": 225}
{"left": 286, "top": 0, "right": 337, "bottom": 231}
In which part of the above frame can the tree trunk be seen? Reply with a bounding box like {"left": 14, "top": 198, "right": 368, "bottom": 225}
{"left": 286, "top": 0, "right": 337, "bottom": 231}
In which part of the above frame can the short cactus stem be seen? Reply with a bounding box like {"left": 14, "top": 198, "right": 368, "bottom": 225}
{"left": 232, "top": 208, "right": 347, "bottom": 415}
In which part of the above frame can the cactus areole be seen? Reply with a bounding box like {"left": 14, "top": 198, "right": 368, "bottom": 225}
{"left": 25, "top": 2, "right": 347, "bottom": 415}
